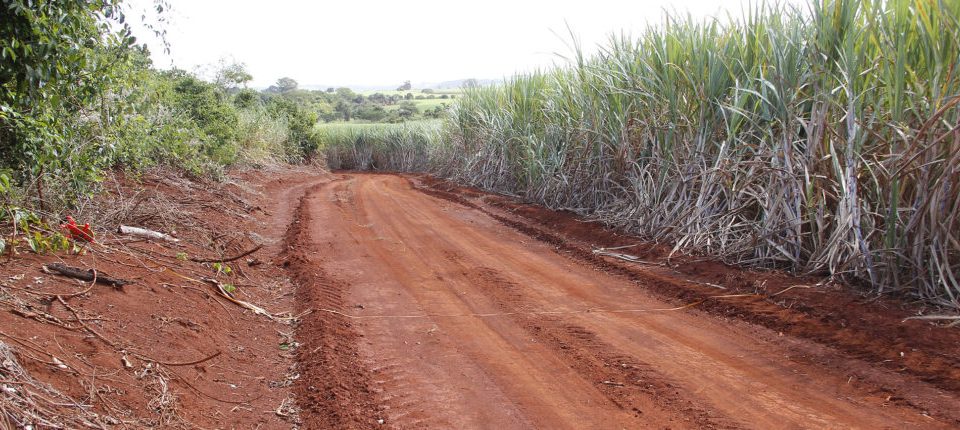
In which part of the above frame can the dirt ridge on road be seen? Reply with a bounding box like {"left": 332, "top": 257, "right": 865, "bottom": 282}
{"left": 282, "top": 180, "right": 384, "bottom": 429}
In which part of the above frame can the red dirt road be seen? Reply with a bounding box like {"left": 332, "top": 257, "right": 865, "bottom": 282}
{"left": 288, "top": 173, "right": 960, "bottom": 429}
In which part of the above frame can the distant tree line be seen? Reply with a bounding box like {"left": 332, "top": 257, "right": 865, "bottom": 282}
{"left": 264, "top": 78, "right": 454, "bottom": 123}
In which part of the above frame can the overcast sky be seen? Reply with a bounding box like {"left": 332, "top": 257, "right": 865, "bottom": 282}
{"left": 126, "top": 0, "right": 802, "bottom": 89}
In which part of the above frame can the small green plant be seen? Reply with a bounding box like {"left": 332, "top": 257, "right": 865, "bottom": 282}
{"left": 26, "top": 231, "right": 71, "bottom": 254}
{"left": 176, "top": 252, "right": 188, "bottom": 261}
{"left": 2, "top": 206, "right": 72, "bottom": 254}
{"left": 212, "top": 262, "right": 232, "bottom": 275}
{"left": 0, "top": 171, "right": 10, "bottom": 195}
{"left": 221, "top": 283, "right": 237, "bottom": 294}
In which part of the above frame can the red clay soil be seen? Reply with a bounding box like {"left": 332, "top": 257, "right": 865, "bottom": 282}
{"left": 280, "top": 182, "right": 385, "bottom": 428}
{"left": 4, "top": 168, "right": 960, "bottom": 429}
{"left": 283, "top": 172, "right": 960, "bottom": 429}
{"left": 0, "top": 166, "right": 327, "bottom": 429}
{"left": 415, "top": 174, "right": 960, "bottom": 395}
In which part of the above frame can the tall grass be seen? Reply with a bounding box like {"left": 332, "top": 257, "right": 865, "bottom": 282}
{"left": 236, "top": 108, "right": 294, "bottom": 165}
{"left": 317, "top": 121, "right": 445, "bottom": 171}
{"left": 325, "top": 0, "right": 960, "bottom": 307}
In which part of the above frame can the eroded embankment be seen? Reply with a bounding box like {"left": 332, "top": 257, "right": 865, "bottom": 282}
{"left": 0, "top": 167, "right": 328, "bottom": 429}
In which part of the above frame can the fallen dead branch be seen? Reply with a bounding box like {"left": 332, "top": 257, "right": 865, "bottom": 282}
{"left": 202, "top": 277, "right": 275, "bottom": 320}
{"left": 592, "top": 248, "right": 663, "bottom": 266}
{"left": 56, "top": 296, "right": 118, "bottom": 349}
{"left": 117, "top": 225, "right": 179, "bottom": 243}
{"left": 190, "top": 244, "right": 263, "bottom": 264}
{"left": 7, "top": 307, "right": 77, "bottom": 331}
{"left": 142, "top": 350, "right": 222, "bottom": 367}
{"left": 42, "top": 264, "right": 131, "bottom": 288}
{"left": 902, "top": 315, "right": 960, "bottom": 327}
{"left": 592, "top": 248, "right": 730, "bottom": 289}
{"left": 770, "top": 284, "right": 815, "bottom": 297}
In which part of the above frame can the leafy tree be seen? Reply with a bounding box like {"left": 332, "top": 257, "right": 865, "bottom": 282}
{"left": 275, "top": 77, "right": 298, "bottom": 93}
{"left": 265, "top": 96, "right": 318, "bottom": 155}
{"left": 354, "top": 104, "right": 388, "bottom": 122}
{"left": 166, "top": 70, "right": 241, "bottom": 163}
{"left": 395, "top": 101, "right": 418, "bottom": 119}
{"left": 335, "top": 100, "right": 352, "bottom": 122}
{"left": 233, "top": 88, "right": 261, "bottom": 109}
{"left": 0, "top": 0, "right": 335, "bottom": 213}
{"left": 396, "top": 80, "right": 412, "bottom": 91}
{"left": 0, "top": 0, "right": 145, "bottom": 206}
{"left": 214, "top": 60, "right": 253, "bottom": 90}
{"left": 335, "top": 87, "right": 356, "bottom": 100}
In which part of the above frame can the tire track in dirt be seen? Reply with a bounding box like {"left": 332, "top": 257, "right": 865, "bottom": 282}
{"left": 322, "top": 176, "right": 648, "bottom": 428}
{"left": 458, "top": 265, "right": 740, "bottom": 429}
{"left": 290, "top": 173, "right": 959, "bottom": 429}
{"left": 283, "top": 179, "right": 385, "bottom": 429}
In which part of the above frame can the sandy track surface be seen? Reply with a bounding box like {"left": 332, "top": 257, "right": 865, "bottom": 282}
{"left": 288, "top": 173, "right": 959, "bottom": 429}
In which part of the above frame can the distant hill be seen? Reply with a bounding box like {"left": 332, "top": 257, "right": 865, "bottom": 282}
{"left": 432, "top": 79, "right": 497, "bottom": 89}
{"left": 299, "top": 84, "right": 396, "bottom": 92}
{"left": 297, "top": 79, "right": 497, "bottom": 92}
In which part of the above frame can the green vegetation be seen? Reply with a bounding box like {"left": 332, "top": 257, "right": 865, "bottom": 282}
{"left": 277, "top": 86, "right": 457, "bottom": 123}
{"left": 0, "top": 1, "right": 320, "bottom": 216}
{"left": 323, "top": 0, "right": 960, "bottom": 306}
{"left": 317, "top": 121, "right": 443, "bottom": 171}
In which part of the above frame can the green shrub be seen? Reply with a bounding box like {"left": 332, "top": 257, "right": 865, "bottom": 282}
{"left": 1, "top": 1, "right": 325, "bottom": 213}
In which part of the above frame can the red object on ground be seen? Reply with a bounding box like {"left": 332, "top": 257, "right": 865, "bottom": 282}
{"left": 61, "top": 215, "right": 95, "bottom": 242}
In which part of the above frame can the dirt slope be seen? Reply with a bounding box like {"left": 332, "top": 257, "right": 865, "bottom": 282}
{"left": 287, "top": 173, "right": 960, "bottom": 430}
{"left": 0, "top": 167, "right": 329, "bottom": 429}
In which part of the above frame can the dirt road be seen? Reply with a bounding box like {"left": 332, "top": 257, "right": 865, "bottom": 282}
{"left": 287, "top": 173, "right": 960, "bottom": 429}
